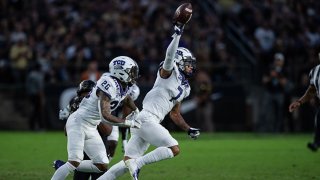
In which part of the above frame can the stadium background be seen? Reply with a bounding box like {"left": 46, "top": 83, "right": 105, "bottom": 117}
{"left": 0, "top": 0, "right": 319, "bottom": 133}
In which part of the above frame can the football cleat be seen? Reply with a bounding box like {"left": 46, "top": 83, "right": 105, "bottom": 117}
{"left": 53, "top": 160, "right": 65, "bottom": 170}
{"left": 307, "top": 142, "right": 318, "bottom": 152}
{"left": 125, "top": 159, "right": 140, "bottom": 180}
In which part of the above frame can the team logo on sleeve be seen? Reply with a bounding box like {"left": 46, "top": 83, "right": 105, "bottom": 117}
{"left": 113, "top": 60, "right": 125, "bottom": 70}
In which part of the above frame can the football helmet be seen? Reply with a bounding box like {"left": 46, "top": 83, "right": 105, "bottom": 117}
{"left": 77, "top": 80, "right": 95, "bottom": 96}
{"left": 175, "top": 47, "right": 196, "bottom": 77}
{"left": 109, "top": 56, "right": 139, "bottom": 85}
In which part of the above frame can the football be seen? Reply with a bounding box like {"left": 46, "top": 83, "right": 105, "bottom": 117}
{"left": 173, "top": 3, "right": 193, "bottom": 25}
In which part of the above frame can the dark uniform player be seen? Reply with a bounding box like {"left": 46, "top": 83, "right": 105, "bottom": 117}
{"left": 59, "top": 80, "right": 97, "bottom": 119}
{"left": 289, "top": 60, "right": 320, "bottom": 152}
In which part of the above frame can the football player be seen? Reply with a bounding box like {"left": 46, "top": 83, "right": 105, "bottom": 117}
{"left": 51, "top": 56, "right": 141, "bottom": 180}
{"left": 55, "top": 81, "right": 141, "bottom": 180}
{"left": 289, "top": 54, "right": 320, "bottom": 152}
{"left": 97, "top": 25, "right": 200, "bottom": 180}
{"left": 55, "top": 79, "right": 111, "bottom": 179}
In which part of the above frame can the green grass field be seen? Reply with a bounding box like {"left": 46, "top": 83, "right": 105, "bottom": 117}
{"left": 0, "top": 132, "right": 319, "bottom": 180}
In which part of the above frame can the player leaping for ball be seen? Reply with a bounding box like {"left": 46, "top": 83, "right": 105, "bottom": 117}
{"left": 51, "top": 56, "right": 141, "bottom": 180}
{"left": 97, "top": 3, "right": 200, "bottom": 180}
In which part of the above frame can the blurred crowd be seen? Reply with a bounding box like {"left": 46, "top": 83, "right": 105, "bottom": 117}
{"left": 1, "top": 0, "right": 320, "bottom": 132}
{"left": 0, "top": 0, "right": 232, "bottom": 86}
{"left": 227, "top": 0, "right": 320, "bottom": 82}
{"left": 224, "top": 0, "right": 320, "bottom": 132}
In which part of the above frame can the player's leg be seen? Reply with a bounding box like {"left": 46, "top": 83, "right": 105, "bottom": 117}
{"left": 125, "top": 121, "right": 177, "bottom": 173}
{"left": 80, "top": 127, "right": 109, "bottom": 173}
{"left": 106, "top": 126, "right": 119, "bottom": 161}
{"left": 97, "top": 130, "right": 149, "bottom": 180}
{"left": 96, "top": 160, "right": 127, "bottom": 180}
{"left": 120, "top": 127, "right": 130, "bottom": 152}
{"left": 73, "top": 153, "right": 91, "bottom": 180}
{"left": 89, "top": 135, "right": 109, "bottom": 180}
{"left": 51, "top": 114, "right": 84, "bottom": 180}
{"left": 308, "top": 108, "right": 320, "bottom": 151}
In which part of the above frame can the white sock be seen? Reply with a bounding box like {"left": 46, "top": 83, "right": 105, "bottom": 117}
{"left": 122, "top": 140, "right": 128, "bottom": 152}
{"left": 97, "top": 160, "right": 128, "bottom": 180}
{"left": 51, "top": 162, "right": 76, "bottom": 180}
{"left": 76, "top": 160, "right": 102, "bottom": 173}
{"left": 135, "top": 147, "right": 174, "bottom": 169}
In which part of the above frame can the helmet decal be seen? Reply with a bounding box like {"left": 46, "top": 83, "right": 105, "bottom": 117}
{"left": 109, "top": 56, "right": 139, "bottom": 84}
{"left": 113, "top": 60, "right": 125, "bottom": 70}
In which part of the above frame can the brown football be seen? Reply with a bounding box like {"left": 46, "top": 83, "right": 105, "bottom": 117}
{"left": 173, "top": 3, "right": 193, "bottom": 25}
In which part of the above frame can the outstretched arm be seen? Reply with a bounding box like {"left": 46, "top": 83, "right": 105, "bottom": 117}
{"left": 160, "top": 27, "right": 182, "bottom": 79}
{"left": 289, "top": 85, "right": 316, "bottom": 112}
{"left": 170, "top": 102, "right": 200, "bottom": 139}
{"left": 169, "top": 102, "right": 191, "bottom": 131}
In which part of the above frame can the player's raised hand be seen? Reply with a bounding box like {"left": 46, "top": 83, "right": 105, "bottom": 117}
{"left": 174, "top": 25, "right": 184, "bottom": 35}
{"left": 172, "top": 3, "right": 192, "bottom": 35}
{"left": 188, "top": 127, "right": 200, "bottom": 140}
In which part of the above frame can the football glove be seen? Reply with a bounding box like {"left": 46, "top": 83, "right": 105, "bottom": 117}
{"left": 124, "top": 108, "right": 141, "bottom": 128}
{"left": 188, "top": 128, "right": 200, "bottom": 140}
{"left": 59, "top": 108, "right": 70, "bottom": 120}
{"left": 125, "top": 108, "right": 139, "bottom": 122}
{"left": 174, "top": 24, "right": 184, "bottom": 35}
{"left": 124, "top": 118, "right": 141, "bottom": 128}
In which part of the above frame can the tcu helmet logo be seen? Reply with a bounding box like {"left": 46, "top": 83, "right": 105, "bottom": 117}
{"left": 113, "top": 60, "right": 125, "bottom": 69}
{"left": 176, "top": 50, "right": 183, "bottom": 56}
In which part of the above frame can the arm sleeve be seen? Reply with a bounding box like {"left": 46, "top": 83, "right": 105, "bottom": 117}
{"left": 163, "top": 34, "right": 181, "bottom": 71}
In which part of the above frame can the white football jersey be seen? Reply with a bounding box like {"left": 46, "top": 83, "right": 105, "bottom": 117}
{"left": 76, "top": 73, "right": 129, "bottom": 125}
{"left": 143, "top": 64, "right": 190, "bottom": 121}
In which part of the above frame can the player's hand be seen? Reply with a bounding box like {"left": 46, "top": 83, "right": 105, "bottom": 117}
{"left": 289, "top": 100, "right": 301, "bottom": 112}
{"left": 174, "top": 24, "right": 184, "bottom": 35}
{"left": 59, "top": 108, "right": 70, "bottom": 120}
{"left": 125, "top": 108, "right": 139, "bottom": 122}
{"left": 124, "top": 118, "right": 141, "bottom": 128}
{"left": 124, "top": 109, "right": 141, "bottom": 128}
{"left": 188, "top": 128, "right": 200, "bottom": 140}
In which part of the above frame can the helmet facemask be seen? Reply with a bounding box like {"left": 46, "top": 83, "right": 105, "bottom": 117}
{"left": 124, "top": 65, "right": 139, "bottom": 86}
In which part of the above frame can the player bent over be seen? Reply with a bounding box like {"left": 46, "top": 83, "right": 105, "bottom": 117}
{"left": 98, "top": 24, "right": 200, "bottom": 180}
{"left": 51, "top": 56, "right": 141, "bottom": 180}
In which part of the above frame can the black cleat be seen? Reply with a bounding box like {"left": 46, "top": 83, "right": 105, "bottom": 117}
{"left": 307, "top": 142, "right": 318, "bottom": 152}
{"left": 53, "top": 160, "right": 65, "bottom": 170}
